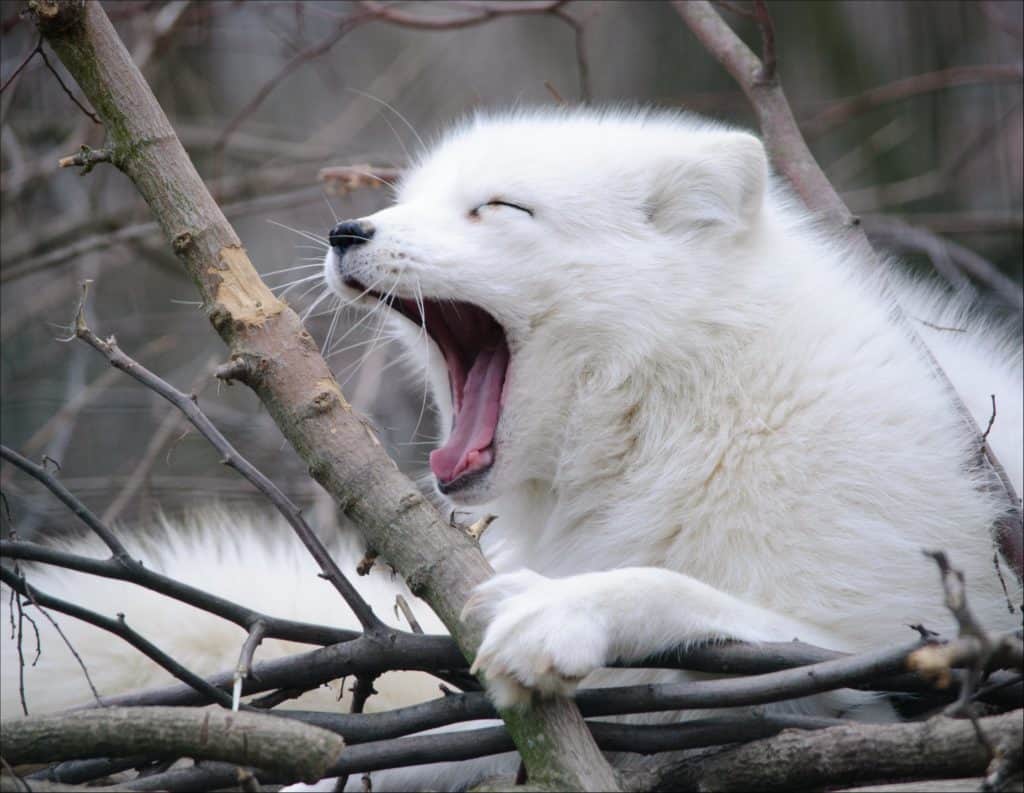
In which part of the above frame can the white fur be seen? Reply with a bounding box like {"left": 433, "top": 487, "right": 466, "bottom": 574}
{"left": 327, "top": 106, "right": 1022, "bottom": 711}
{"left": 3, "top": 107, "right": 1020, "bottom": 792}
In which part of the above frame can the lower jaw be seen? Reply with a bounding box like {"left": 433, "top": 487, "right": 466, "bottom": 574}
{"left": 436, "top": 464, "right": 494, "bottom": 500}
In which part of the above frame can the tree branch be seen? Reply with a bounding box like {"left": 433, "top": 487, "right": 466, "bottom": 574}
{"left": 1, "top": 706, "right": 345, "bottom": 783}
{"left": 27, "top": 2, "right": 617, "bottom": 787}
{"left": 71, "top": 286, "right": 383, "bottom": 634}
{"left": 641, "top": 709, "right": 1023, "bottom": 792}
{"left": 0, "top": 566, "right": 235, "bottom": 709}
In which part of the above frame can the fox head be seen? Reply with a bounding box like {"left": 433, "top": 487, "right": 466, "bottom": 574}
{"left": 323, "top": 108, "right": 771, "bottom": 505}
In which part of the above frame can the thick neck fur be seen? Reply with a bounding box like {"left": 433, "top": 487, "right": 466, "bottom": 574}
{"left": 480, "top": 198, "right": 1018, "bottom": 648}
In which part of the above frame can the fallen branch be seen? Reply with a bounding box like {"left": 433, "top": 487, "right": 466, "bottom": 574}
{"left": 1, "top": 706, "right": 344, "bottom": 783}
{"left": 640, "top": 709, "right": 1023, "bottom": 792}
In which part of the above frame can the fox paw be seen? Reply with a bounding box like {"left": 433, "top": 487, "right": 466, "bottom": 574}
{"left": 462, "top": 570, "right": 609, "bottom": 708}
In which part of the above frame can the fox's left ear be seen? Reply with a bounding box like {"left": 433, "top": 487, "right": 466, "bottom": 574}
{"left": 648, "top": 132, "right": 768, "bottom": 234}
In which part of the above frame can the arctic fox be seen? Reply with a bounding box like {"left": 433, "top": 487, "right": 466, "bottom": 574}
{"left": 323, "top": 107, "right": 1022, "bottom": 709}
{"left": 1, "top": 107, "right": 1020, "bottom": 786}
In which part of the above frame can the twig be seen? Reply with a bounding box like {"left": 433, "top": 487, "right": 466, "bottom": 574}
{"left": 544, "top": 79, "right": 566, "bottom": 104}
{"left": 0, "top": 565, "right": 235, "bottom": 709}
{"left": 335, "top": 674, "right": 381, "bottom": 790}
{"left": 981, "top": 395, "right": 998, "bottom": 449}
{"left": 803, "top": 64, "right": 1024, "bottom": 138}
{"left": 18, "top": 582, "right": 104, "bottom": 707}
{"left": 72, "top": 283, "right": 384, "bottom": 634}
{"left": 99, "top": 354, "right": 216, "bottom": 525}
{"left": 213, "top": 7, "right": 379, "bottom": 154}
{"left": 394, "top": 594, "right": 423, "bottom": 634}
{"left": 863, "top": 216, "right": 1023, "bottom": 311}
{"left": 78, "top": 631, "right": 471, "bottom": 709}
{"left": 0, "top": 539, "right": 358, "bottom": 647}
{"left": 318, "top": 165, "right": 402, "bottom": 195}
{"left": 37, "top": 44, "right": 100, "bottom": 124}
{"left": 751, "top": 0, "right": 775, "bottom": 81}
{"left": 2, "top": 184, "right": 327, "bottom": 284}
{"left": 871, "top": 210, "right": 1024, "bottom": 235}
{"left": 233, "top": 621, "right": 269, "bottom": 711}
{"left": 712, "top": 1, "right": 757, "bottom": 21}
{"left": 551, "top": 6, "right": 591, "bottom": 102}
{"left": 4, "top": 336, "right": 175, "bottom": 474}
{"left": 0, "top": 35, "right": 41, "bottom": 94}
{"left": 57, "top": 145, "right": 113, "bottom": 173}
{"left": 0, "top": 445, "right": 128, "bottom": 556}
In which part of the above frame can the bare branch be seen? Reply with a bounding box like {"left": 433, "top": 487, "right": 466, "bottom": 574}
{"left": 0, "top": 539, "right": 356, "bottom": 647}
{"left": 0, "top": 35, "right": 41, "bottom": 94}
{"left": 638, "top": 709, "right": 1023, "bottom": 792}
{"left": 862, "top": 216, "right": 1023, "bottom": 311}
{"left": 804, "top": 64, "right": 1024, "bottom": 139}
{"left": 72, "top": 288, "right": 384, "bottom": 634}
{"left": 0, "top": 446, "right": 128, "bottom": 557}
{"left": 318, "top": 165, "right": 402, "bottom": 195}
{"left": 0, "top": 565, "right": 235, "bottom": 709}
{"left": 1, "top": 706, "right": 345, "bottom": 783}
{"left": 57, "top": 145, "right": 112, "bottom": 173}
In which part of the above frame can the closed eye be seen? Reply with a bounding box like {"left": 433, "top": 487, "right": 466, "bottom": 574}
{"left": 471, "top": 200, "right": 534, "bottom": 218}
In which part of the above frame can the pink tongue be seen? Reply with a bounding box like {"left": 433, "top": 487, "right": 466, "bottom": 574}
{"left": 430, "top": 340, "right": 509, "bottom": 484}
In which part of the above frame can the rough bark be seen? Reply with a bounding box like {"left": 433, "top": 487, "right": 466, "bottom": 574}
{"left": 641, "top": 710, "right": 1022, "bottom": 792}
{"left": 26, "top": 1, "right": 619, "bottom": 789}
{"left": 1, "top": 707, "right": 345, "bottom": 782}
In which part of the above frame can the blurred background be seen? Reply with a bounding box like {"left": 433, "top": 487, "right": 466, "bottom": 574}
{"left": 1, "top": 0, "right": 1021, "bottom": 541}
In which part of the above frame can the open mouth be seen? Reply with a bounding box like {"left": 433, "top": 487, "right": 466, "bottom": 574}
{"left": 344, "top": 276, "right": 508, "bottom": 493}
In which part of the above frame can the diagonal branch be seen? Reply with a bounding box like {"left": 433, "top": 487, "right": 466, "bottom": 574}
{"left": 71, "top": 283, "right": 384, "bottom": 635}
{"left": 0, "top": 538, "right": 357, "bottom": 646}
{"left": 28, "top": 2, "right": 617, "bottom": 787}
{"left": 1, "top": 565, "right": 235, "bottom": 709}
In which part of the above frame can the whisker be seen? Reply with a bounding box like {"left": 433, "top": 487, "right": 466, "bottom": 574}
{"left": 267, "top": 219, "right": 329, "bottom": 247}
{"left": 302, "top": 288, "right": 334, "bottom": 322}
{"left": 322, "top": 191, "right": 340, "bottom": 223}
{"left": 274, "top": 273, "right": 324, "bottom": 297}
{"left": 345, "top": 86, "right": 426, "bottom": 154}
{"left": 262, "top": 263, "right": 324, "bottom": 278}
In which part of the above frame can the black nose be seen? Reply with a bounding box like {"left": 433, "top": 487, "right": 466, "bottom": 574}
{"left": 329, "top": 220, "right": 374, "bottom": 255}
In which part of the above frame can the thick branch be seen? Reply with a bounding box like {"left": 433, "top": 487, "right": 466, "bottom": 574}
{"left": 28, "top": 2, "right": 616, "bottom": 787}
{"left": 644, "top": 709, "right": 1023, "bottom": 792}
{"left": 1, "top": 707, "right": 344, "bottom": 783}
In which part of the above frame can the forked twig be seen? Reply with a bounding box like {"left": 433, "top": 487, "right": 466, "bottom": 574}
{"left": 70, "top": 281, "right": 384, "bottom": 635}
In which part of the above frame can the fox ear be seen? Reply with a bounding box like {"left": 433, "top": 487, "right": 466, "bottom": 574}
{"left": 648, "top": 132, "right": 768, "bottom": 234}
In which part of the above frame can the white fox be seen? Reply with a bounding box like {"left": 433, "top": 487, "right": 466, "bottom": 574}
{"left": 323, "top": 107, "right": 1021, "bottom": 708}
{"left": 2, "top": 107, "right": 1021, "bottom": 789}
